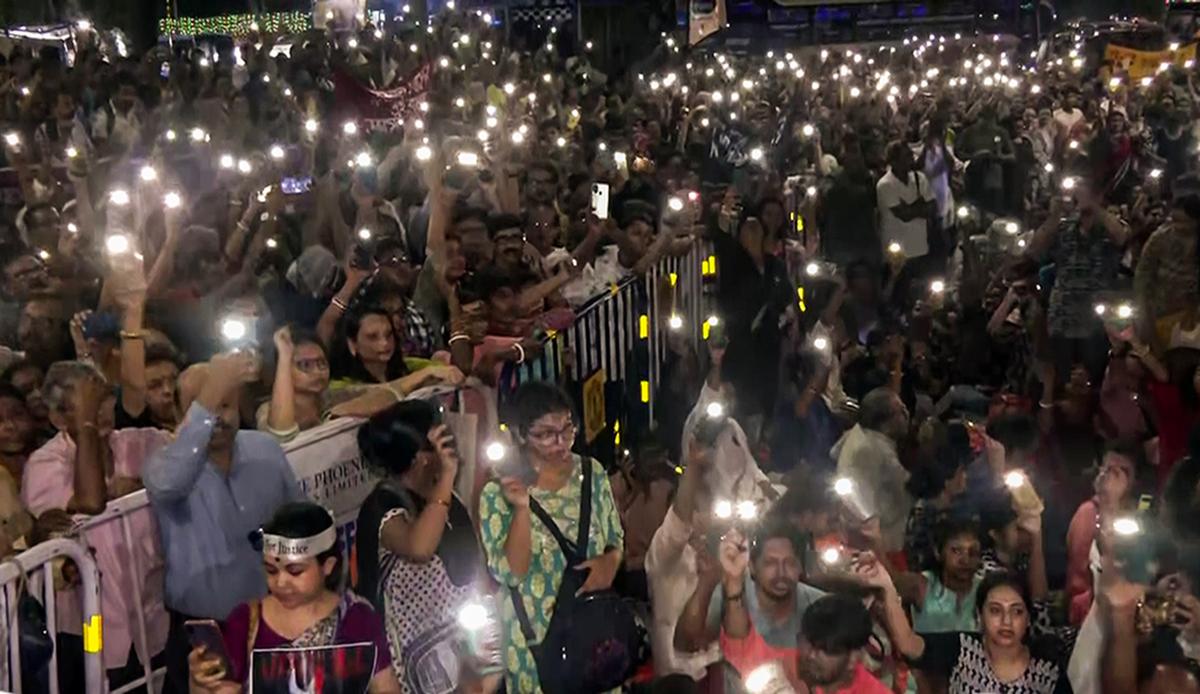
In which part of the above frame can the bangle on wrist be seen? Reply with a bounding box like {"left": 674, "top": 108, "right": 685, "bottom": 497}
{"left": 119, "top": 330, "right": 145, "bottom": 340}
{"left": 513, "top": 342, "right": 526, "bottom": 364}
{"left": 331, "top": 297, "right": 348, "bottom": 312}
{"left": 1038, "top": 399, "right": 1054, "bottom": 409}
{"left": 449, "top": 333, "right": 470, "bottom": 345}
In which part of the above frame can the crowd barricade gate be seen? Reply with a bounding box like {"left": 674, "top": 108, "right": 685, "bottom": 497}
{"left": 3, "top": 246, "right": 711, "bottom": 692}
{"left": 498, "top": 243, "right": 709, "bottom": 459}
{"left": 0, "top": 538, "right": 104, "bottom": 693}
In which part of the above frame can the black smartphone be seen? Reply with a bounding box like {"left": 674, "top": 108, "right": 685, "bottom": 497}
{"left": 351, "top": 243, "right": 374, "bottom": 270}
{"left": 185, "top": 619, "right": 232, "bottom": 676}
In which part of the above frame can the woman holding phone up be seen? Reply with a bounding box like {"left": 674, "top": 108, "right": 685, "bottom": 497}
{"left": 187, "top": 502, "right": 401, "bottom": 694}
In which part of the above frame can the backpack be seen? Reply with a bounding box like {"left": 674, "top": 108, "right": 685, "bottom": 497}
{"left": 509, "top": 458, "right": 645, "bottom": 694}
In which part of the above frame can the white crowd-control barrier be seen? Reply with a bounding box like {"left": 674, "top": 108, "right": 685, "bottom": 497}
{"left": 0, "top": 538, "right": 104, "bottom": 693}
{"left": 0, "top": 247, "right": 712, "bottom": 693}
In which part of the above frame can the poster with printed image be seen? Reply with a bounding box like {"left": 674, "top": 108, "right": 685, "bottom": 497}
{"left": 250, "top": 642, "right": 376, "bottom": 694}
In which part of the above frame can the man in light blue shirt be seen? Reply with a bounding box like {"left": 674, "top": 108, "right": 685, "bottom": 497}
{"left": 143, "top": 351, "right": 303, "bottom": 691}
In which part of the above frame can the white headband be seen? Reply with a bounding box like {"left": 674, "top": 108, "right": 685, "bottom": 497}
{"left": 261, "top": 526, "right": 337, "bottom": 562}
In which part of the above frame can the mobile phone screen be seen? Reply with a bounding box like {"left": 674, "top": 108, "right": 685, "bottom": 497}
{"left": 185, "top": 620, "right": 232, "bottom": 674}
{"left": 591, "top": 183, "right": 610, "bottom": 221}
{"left": 280, "top": 176, "right": 313, "bottom": 195}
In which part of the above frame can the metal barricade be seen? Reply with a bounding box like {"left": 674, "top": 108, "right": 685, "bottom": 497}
{"left": 72, "top": 491, "right": 162, "bottom": 694}
{"left": 0, "top": 538, "right": 104, "bottom": 693}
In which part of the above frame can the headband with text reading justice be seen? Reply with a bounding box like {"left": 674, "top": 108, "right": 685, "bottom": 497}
{"left": 260, "top": 526, "right": 337, "bottom": 562}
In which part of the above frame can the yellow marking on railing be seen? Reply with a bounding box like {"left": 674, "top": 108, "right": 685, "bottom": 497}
{"left": 83, "top": 614, "right": 102, "bottom": 653}
{"left": 707, "top": 255, "right": 717, "bottom": 274}
{"left": 669, "top": 272, "right": 678, "bottom": 287}
{"left": 702, "top": 322, "right": 711, "bottom": 340}
{"left": 639, "top": 315, "right": 649, "bottom": 339}
{"left": 640, "top": 381, "right": 650, "bottom": 403}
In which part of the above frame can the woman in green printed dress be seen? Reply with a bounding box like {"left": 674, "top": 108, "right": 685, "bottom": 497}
{"left": 478, "top": 382, "right": 624, "bottom": 693}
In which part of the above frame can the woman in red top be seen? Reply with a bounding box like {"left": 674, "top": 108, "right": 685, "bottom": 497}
{"left": 1136, "top": 345, "right": 1200, "bottom": 487}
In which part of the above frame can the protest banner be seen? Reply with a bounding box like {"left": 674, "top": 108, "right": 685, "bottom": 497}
{"left": 1105, "top": 42, "right": 1198, "bottom": 79}
{"left": 330, "top": 63, "right": 432, "bottom": 131}
{"left": 252, "top": 642, "right": 377, "bottom": 693}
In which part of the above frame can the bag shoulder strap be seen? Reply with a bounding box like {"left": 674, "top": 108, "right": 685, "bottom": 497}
{"left": 508, "top": 456, "right": 596, "bottom": 643}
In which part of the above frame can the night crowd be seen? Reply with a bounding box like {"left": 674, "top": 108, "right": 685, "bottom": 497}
{"left": 2, "top": 6, "right": 1200, "bottom": 694}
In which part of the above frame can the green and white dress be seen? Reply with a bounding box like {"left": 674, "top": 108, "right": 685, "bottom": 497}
{"left": 478, "top": 455, "right": 624, "bottom": 694}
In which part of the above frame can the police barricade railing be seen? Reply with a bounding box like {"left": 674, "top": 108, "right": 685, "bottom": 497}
{"left": 0, "top": 538, "right": 104, "bottom": 693}
{"left": 58, "top": 388, "right": 482, "bottom": 694}
{"left": 499, "top": 242, "right": 709, "bottom": 443}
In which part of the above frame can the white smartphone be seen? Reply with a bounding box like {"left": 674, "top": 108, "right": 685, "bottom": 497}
{"left": 591, "top": 183, "right": 610, "bottom": 221}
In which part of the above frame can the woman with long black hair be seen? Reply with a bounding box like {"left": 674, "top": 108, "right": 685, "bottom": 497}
{"left": 354, "top": 400, "right": 486, "bottom": 693}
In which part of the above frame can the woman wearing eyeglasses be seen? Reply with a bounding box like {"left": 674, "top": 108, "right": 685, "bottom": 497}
{"left": 259, "top": 325, "right": 462, "bottom": 443}
{"left": 478, "top": 382, "right": 625, "bottom": 693}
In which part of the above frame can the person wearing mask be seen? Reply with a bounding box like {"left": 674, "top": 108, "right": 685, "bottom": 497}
{"left": 866, "top": 567, "right": 1072, "bottom": 693}
{"left": 355, "top": 400, "right": 485, "bottom": 693}
{"left": 1134, "top": 194, "right": 1200, "bottom": 350}
{"left": 831, "top": 387, "right": 912, "bottom": 553}
{"left": 643, "top": 442, "right": 721, "bottom": 684}
{"left": 797, "top": 594, "right": 892, "bottom": 694}
{"left": 23, "top": 361, "right": 167, "bottom": 689}
{"left": 674, "top": 520, "right": 826, "bottom": 691}
{"left": 143, "top": 351, "right": 305, "bottom": 692}
{"left": 188, "top": 502, "right": 401, "bottom": 693}
{"left": 477, "top": 382, "right": 624, "bottom": 693}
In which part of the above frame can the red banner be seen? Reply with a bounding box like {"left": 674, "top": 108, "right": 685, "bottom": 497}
{"left": 331, "top": 63, "right": 432, "bottom": 132}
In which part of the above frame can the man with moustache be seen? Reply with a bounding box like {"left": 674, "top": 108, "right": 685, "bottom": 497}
{"left": 143, "top": 351, "right": 303, "bottom": 691}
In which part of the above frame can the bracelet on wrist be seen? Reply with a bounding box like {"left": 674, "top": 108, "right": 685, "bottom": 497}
{"left": 330, "top": 297, "right": 348, "bottom": 312}
{"left": 119, "top": 330, "right": 146, "bottom": 340}
{"left": 513, "top": 342, "right": 526, "bottom": 364}
{"left": 448, "top": 333, "right": 470, "bottom": 346}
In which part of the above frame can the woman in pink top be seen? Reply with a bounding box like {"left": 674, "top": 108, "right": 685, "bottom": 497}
{"left": 21, "top": 361, "right": 170, "bottom": 688}
{"left": 1064, "top": 442, "right": 1145, "bottom": 625}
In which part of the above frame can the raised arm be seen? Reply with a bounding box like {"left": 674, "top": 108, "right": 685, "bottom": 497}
{"left": 379, "top": 425, "right": 459, "bottom": 562}
{"left": 143, "top": 353, "right": 255, "bottom": 502}
{"left": 265, "top": 327, "right": 298, "bottom": 437}
{"left": 68, "top": 374, "right": 110, "bottom": 515}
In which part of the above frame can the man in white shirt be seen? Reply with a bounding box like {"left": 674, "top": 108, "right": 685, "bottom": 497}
{"left": 1053, "top": 89, "right": 1086, "bottom": 140}
{"left": 644, "top": 443, "right": 722, "bottom": 682}
{"left": 876, "top": 141, "right": 935, "bottom": 260}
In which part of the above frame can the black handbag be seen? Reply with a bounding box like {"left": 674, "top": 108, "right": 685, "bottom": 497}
{"left": 508, "top": 459, "right": 644, "bottom": 694}
{"left": 16, "top": 578, "right": 54, "bottom": 685}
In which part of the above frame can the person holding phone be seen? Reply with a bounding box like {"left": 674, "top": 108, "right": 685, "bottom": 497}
{"left": 863, "top": 565, "right": 1072, "bottom": 694}
{"left": 188, "top": 501, "right": 400, "bottom": 693}
{"left": 354, "top": 400, "right": 485, "bottom": 693}
{"left": 477, "top": 382, "right": 625, "bottom": 693}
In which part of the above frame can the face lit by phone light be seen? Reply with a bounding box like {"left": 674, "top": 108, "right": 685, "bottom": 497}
{"left": 755, "top": 535, "right": 801, "bottom": 602}
{"left": 264, "top": 550, "right": 338, "bottom": 609}
{"left": 347, "top": 309, "right": 395, "bottom": 373}
{"left": 523, "top": 411, "right": 575, "bottom": 467}
{"left": 979, "top": 580, "right": 1029, "bottom": 651}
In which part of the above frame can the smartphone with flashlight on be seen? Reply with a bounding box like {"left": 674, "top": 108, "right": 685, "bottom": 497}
{"left": 219, "top": 315, "right": 257, "bottom": 353}
{"left": 591, "top": 183, "right": 610, "bottom": 221}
